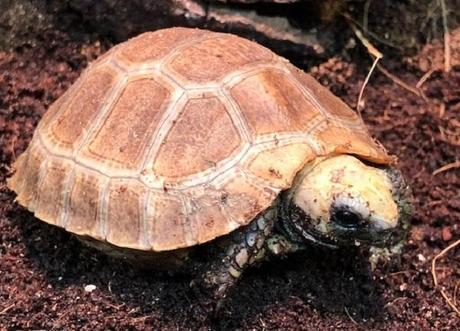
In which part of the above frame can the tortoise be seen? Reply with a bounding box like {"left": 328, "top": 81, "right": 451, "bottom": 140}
{"left": 7, "top": 27, "right": 411, "bottom": 301}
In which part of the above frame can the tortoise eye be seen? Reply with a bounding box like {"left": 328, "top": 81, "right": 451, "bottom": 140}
{"left": 331, "top": 208, "right": 365, "bottom": 228}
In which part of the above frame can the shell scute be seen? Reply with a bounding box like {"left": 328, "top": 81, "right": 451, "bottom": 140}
{"left": 35, "top": 158, "right": 73, "bottom": 225}
{"left": 165, "top": 35, "right": 273, "bottom": 84}
{"left": 146, "top": 193, "right": 189, "bottom": 251}
{"left": 230, "top": 70, "right": 324, "bottom": 137}
{"left": 46, "top": 66, "right": 119, "bottom": 154}
{"left": 216, "top": 169, "right": 278, "bottom": 226}
{"left": 11, "top": 142, "right": 47, "bottom": 210}
{"left": 288, "top": 64, "right": 361, "bottom": 123}
{"left": 244, "top": 143, "right": 315, "bottom": 188}
{"left": 106, "top": 180, "right": 148, "bottom": 249}
{"left": 65, "top": 170, "right": 106, "bottom": 240}
{"left": 79, "top": 76, "right": 173, "bottom": 171}
{"left": 152, "top": 95, "right": 242, "bottom": 179}
{"left": 316, "top": 125, "right": 393, "bottom": 164}
{"left": 188, "top": 195, "right": 234, "bottom": 245}
{"left": 115, "top": 28, "right": 208, "bottom": 65}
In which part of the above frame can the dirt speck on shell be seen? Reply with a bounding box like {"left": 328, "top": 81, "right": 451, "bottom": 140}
{"left": 1, "top": 29, "right": 459, "bottom": 330}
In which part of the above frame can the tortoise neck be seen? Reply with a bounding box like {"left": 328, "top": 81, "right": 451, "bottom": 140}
{"left": 275, "top": 192, "right": 307, "bottom": 244}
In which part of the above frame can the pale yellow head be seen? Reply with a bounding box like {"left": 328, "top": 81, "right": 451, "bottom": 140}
{"left": 284, "top": 155, "right": 411, "bottom": 247}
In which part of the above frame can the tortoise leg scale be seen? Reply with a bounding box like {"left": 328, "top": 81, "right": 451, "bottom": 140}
{"left": 198, "top": 207, "right": 277, "bottom": 303}
{"left": 198, "top": 206, "right": 306, "bottom": 307}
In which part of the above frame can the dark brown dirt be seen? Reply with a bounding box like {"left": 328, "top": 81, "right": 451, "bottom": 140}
{"left": 1, "top": 28, "right": 459, "bottom": 331}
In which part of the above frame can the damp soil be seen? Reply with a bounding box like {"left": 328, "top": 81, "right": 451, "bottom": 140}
{"left": 1, "top": 29, "right": 459, "bottom": 330}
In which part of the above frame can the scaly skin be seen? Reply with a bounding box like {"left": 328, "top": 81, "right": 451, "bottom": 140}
{"left": 198, "top": 207, "right": 277, "bottom": 302}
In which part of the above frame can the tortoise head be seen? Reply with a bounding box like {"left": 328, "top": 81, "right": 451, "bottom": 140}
{"left": 284, "top": 155, "right": 412, "bottom": 248}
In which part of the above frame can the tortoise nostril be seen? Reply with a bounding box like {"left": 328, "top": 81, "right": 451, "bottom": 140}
{"left": 332, "top": 209, "right": 365, "bottom": 228}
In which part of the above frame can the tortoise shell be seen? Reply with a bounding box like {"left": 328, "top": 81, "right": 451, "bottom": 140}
{"left": 7, "top": 27, "right": 393, "bottom": 252}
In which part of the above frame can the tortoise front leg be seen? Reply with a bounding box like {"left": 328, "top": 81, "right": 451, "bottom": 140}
{"left": 198, "top": 207, "right": 276, "bottom": 303}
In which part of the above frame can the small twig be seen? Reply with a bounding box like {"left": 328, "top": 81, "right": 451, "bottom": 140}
{"left": 440, "top": 289, "right": 460, "bottom": 316}
{"left": 384, "top": 296, "right": 409, "bottom": 308}
{"left": 439, "top": 0, "right": 451, "bottom": 72}
{"left": 357, "top": 57, "right": 380, "bottom": 115}
{"left": 363, "top": 0, "right": 372, "bottom": 34}
{"left": 0, "top": 303, "right": 15, "bottom": 315}
{"left": 427, "top": 200, "right": 444, "bottom": 207}
{"left": 388, "top": 270, "right": 412, "bottom": 277}
{"left": 432, "top": 160, "right": 460, "bottom": 176}
{"left": 11, "top": 136, "right": 17, "bottom": 162}
{"left": 432, "top": 240, "right": 460, "bottom": 287}
{"left": 438, "top": 103, "right": 446, "bottom": 118}
{"left": 344, "top": 13, "right": 403, "bottom": 50}
{"left": 127, "top": 307, "right": 140, "bottom": 316}
{"left": 431, "top": 239, "right": 460, "bottom": 316}
{"left": 416, "top": 69, "right": 435, "bottom": 101}
{"left": 259, "top": 317, "right": 267, "bottom": 329}
{"left": 106, "top": 302, "right": 125, "bottom": 310}
{"left": 377, "top": 64, "right": 423, "bottom": 98}
{"left": 131, "top": 315, "right": 150, "bottom": 323}
{"left": 454, "top": 280, "right": 459, "bottom": 305}
{"left": 344, "top": 306, "right": 358, "bottom": 325}
{"left": 416, "top": 69, "right": 436, "bottom": 89}
{"left": 345, "top": 16, "right": 382, "bottom": 115}
{"left": 347, "top": 17, "right": 383, "bottom": 59}
{"left": 51, "top": 311, "right": 70, "bottom": 331}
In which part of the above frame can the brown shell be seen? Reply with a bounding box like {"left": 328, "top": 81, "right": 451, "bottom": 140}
{"left": 7, "top": 27, "right": 393, "bottom": 251}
